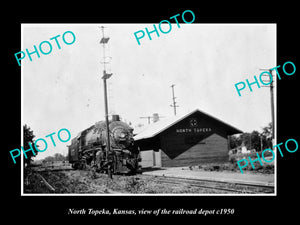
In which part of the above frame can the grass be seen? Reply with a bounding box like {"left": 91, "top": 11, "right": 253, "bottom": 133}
{"left": 188, "top": 152, "right": 274, "bottom": 174}
{"left": 24, "top": 169, "right": 94, "bottom": 193}
{"left": 23, "top": 151, "right": 274, "bottom": 194}
{"left": 24, "top": 168, "right": 230, "bottom": 194}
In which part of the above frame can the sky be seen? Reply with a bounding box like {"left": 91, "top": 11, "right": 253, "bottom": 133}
{"left": 22, "top": 23, "right": 276, "bottom": 160}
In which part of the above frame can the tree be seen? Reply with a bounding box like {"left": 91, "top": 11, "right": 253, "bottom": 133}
{"left": 249, "top": 130, "right": 261, "bottom": 151}
{"left": 237, "top": 131, "right": 266, "bottom": 151}
{"left": 229, "top": 134, "right": 242, "bottom": 149}
{"left": 43, "top": 156, "right": 55, "bottom": 162}
{"left": 261, "top": 122, "right": 273, "bottom": 148}
{"left": 23, "top": 124, "right": 37, "bottom": 166}
{"left": 228, "top": 122, "right": 273, "bottom": 152}
{"left": 43, "top": 153, "right": 66, "bottom": 162}
{"left": 53, "top": 153, "right": 66, "bottom": 161}
{"left": 261, "top": 122, "right": 272, "bottom": 139}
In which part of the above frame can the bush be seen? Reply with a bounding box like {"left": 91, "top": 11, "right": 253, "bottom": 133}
{"left": 230, "top": 152, "right": 274, "bottom": 174}
{"left": 194, "top": 152, "right": 274, "bottom": 174}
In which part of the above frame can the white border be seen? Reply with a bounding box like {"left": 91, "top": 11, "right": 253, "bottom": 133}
{"left": 21, "top": 23, "right": 277, "bottom": 197}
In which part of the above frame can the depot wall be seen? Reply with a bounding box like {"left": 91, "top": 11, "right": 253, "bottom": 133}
{"left": 138, "top": 111, "right": 236, "bottom": 168}
{"left": 158, "top": 114, "right": 229, "bottom": 167}
{"left": 160, "top": 133, "right": 228, "bottom": 167}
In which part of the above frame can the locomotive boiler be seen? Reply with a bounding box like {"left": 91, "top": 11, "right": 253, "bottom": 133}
{"left": 68, "top": 115, "right": 141, "bottom": 175}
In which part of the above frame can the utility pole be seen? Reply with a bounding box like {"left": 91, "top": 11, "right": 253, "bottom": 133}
{"left": 260, "top": 134, "right": 263, "bottom": 152}
{"left": 260, "top": 69, "right": 275, "bottom": 142}
{"left": 249, "top": 133, "right": 251, "bottom": 150}
{"left": 100, "top": 26, "right": 113, "bottom": 177}
{"left": 170, "top": 84, "right": 179, "bottom": 116}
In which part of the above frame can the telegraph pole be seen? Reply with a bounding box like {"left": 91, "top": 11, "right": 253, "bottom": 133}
{"left": 170, "top": 84, "right": 179, "bottom": 116}
{"left": 260, "top": 69, "right": 275, "bottom": 141}
{"left": 100, "top": 26, "right": 113, "bottom": 176}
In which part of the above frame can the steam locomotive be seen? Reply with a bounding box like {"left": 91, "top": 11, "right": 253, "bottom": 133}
{"left": 68, "top": 115, "right": 141, "bottom": 176}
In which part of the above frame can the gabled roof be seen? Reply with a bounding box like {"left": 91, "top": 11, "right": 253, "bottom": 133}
{"left": 134, "top": 109, "right": 242, "bottom": 141}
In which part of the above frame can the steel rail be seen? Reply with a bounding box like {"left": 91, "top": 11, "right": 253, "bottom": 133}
{"left": 142, "top": 174, "right": 274, "bottom": 194}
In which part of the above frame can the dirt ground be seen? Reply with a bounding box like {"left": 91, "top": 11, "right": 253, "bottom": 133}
{"left": 24, "top": 169, "right": 175, "bottom": 194}
{"left": 143, "top": 167, "right": 274, "bottom": 186}
{"left": 23, "top": 166, "right": 274, "bottom": 194}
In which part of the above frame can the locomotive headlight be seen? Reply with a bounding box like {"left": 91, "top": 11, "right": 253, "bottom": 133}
{"left": 119, "top": 132, "right": 126, "bottom": 138}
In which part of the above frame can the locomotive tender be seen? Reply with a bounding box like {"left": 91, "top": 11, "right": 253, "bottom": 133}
{"left": 68, "top": 115, "right": 141, "bottom": 175}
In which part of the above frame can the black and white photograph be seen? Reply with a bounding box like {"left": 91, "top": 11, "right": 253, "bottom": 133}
{"left": 4, "top": 5, "right": 299, "bottom": 220}
{"left": 21, "top": 23, "right": 276, "bottom": 195}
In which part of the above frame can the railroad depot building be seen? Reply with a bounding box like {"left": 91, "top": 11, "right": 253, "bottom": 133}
{"left": 134, "top": 109, "right": 242, "bottom": 167}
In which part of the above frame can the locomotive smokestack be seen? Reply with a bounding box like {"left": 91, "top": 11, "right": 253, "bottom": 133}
{"left": 153, "top": 113, "right": 159, "bottom": 123}
{"left": 112, "top": 114, "right": 120, "bottom": 121}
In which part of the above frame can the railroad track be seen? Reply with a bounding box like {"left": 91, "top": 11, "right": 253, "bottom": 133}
{"left": 30, "top": 163, "right": 73, "bottom": 172}
{"left": 28, "top": 165, "right": 274, "bottom": 194}
{"left": 143, "top": 175, "right": 274, "bottom": 194}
